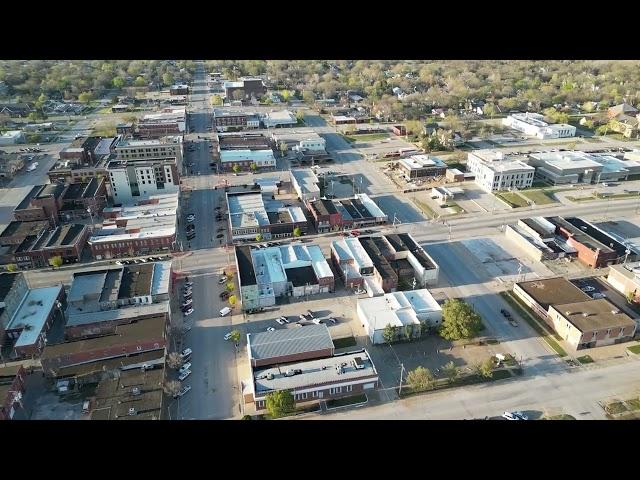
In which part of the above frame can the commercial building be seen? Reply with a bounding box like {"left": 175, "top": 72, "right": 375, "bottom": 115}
{"left": 65, "top": 261, "right": 171, "bottom": 339}
{"left": 88, "top": 193, "right": 177, "bottom": 259}
{"left": 40, "top": 315, "right": 166, "bottom": 376}
{"left": 513, "top": 276, "right": 592, "bottom": 321}
{"left": 136, "top": 107, "right": 186, "bottom": 138}
{"left": 0, "top": 152, "right": 25, "bottom": 178}
{"left": 169, "top": 84, "right": 189, "bottom": 95}
{"left": 0, "top": 365, "right": 26, "bottom": 420}
{"left": 11, "top": 223, "right": 89, "bottom": 269}
{"left": 235, "top": 243, "right": 334, "bottom": 311}
{"left": 213, "top": 109, "right": 260, "bottom": 131}
{"left": 0, "top": 103, "right": 35, "bottom": 118}
{"left": 59, "top": 177, "right": 108, "bottom": 220}
{"left": 49, "top": 136, "right": 117, "bottom": 184}
{"left": 226, "top": 190, "right": 307, "bottom": 242}
{"left": 607, "top": 262, "right": 640, "bottom": 303}
{"left": 505, "top": 217, "right": 577, "bottom": 262}
{"left": 271, "top": 130, "right": 326, "bottom": 154}
{"left": 502, "top": 112, "right": 576, "bottom": 139}
{"left": 398, "top": 155, "right": 447, "bottom": 179}
{"left": 247, "top": 324, "right": 334, "bottom": 367}
{"left": 114, "top": 136, "right": 183, "bottom": 166}
{"left": 219, "top": 149, "right": 276, "bottom": 170}
{"left": 467, "top": 150, "right": 535, "bottom": 192}
{"left": 290, "top": 168, "right": 321, "bottom": 203}
{"left": 261, "top": 110, "right": 297, "bottom": 128}
{"left": 13, "top": 183, "right": 66, "bottom": 224}
{"left": 309, "top": 194, "right": 388, "bottom": 232}
{"left": 246, "top": 349, "right": 378, "bottom": 411}
{"left": 218, "top": 132, "right": 271, "bottom": 151}
{"left": 2, "top": 281, "right": 65, "bottom": 359}
{"left": 0, "top": 131, "right": 25, "bottom": 146}
{"left": 0, "top": 220, "right": 50, "bottom": 246}
{"left": 431, "top": 186, "right": 464, "bottom": 205}
{"left": 331, "top": 233, "right": 439, "bottom": 293}
{"left": 357, "top": 289, "right": 442, "bottom": 344}
{"left": 106, "top": 157, "right": 179, "bottom": 203}
{"left": 547, "top": 216, "right": 633, "bottom": 268}
{"left": 223, "top": 78, "right": 267, "bottom": 102}
{"left": 548, "top": 299, "right": 636, "bottom": 350}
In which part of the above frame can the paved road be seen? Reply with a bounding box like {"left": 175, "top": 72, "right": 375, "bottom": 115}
{"left": 306, "top": 357, "right": 640, "bottom": 420}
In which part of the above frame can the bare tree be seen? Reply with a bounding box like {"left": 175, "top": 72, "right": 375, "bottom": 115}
{"left": 163, "top": 380, "right": 182, "bottom": 397}
{"left": 166, "top": 352, "right": 183, "bottom": 369}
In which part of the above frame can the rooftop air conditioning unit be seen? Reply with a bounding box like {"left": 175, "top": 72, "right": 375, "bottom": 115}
{"left": 128, "top": 408, "right": 136, "bottom": 416}
{"left": 132, "top": 387, "right": 141, "bottom": 396}
{"left": 266, "top": 373, "right": 274, "bottom": 380}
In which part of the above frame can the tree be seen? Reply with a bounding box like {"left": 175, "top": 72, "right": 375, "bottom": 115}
{"left": 134, "top": 76, "right": 146, "bottom": 87}
{"left": 295, "top": 110, "right": 305, "bottom": 123}
{"left": 112, "top": 76, "right": 125, "bottom": 88}
{"left": 442, "top": 361, "right": 460, "bottom": 385}
{"left": 232, "top": 164, "right": 241, "bottom": 173}
{"left": 483, "top": 103, "right": 497, "bottom": 118}
{"left": 162, "top": 72, "right": 174, "bottom": 86}
{"left": 229, "top": 330, "right": 241, "bottom": 345}
{"left": 242, "top": 414, "right": 252, "bottom": 420}
{"left": 6, "top": 264, "right": 17, "bottom": 273}
{"left": 302, "top": 90, "right": 315, "bottom": 104}
{"left": 211, "top": 95, "right": 223, "bottom": 106}
{"left": 250, "top": 163, "right": 258, "bottom": 172}
{"left": 49, "top": 256, "right": 63, "bottom": 269}
{"left": 166, "top": 352, "right": 184, "bottom": 369}
{"left": 627, "top": 291, "right": 636, "bottom": 304}
{"left": 226, "top": 282, "right": 235, "bottom": 292}
{"left": 265, "top": 390, "right": 295, "bottom": 418}
{"left": 232, "top": 89, "right": 245, "bottom": 101}
{"left": 439, "top": 298, "right": 483, "bottom": 341}
{"left": 279, "top": 142, "right": 288, "bottom": 155}
{"left": 479, "top": 358, "right": 494, "bottom": 379}
{"left": 228, "top": 295, "right": 237, "bottom": 305}
{"left": 292, "top": 227, "right": 302, "bottom": 237}
{"left": 383, "top": 323, "right": 395, "bottom": 344}
{"left": 255, "top": 233, "right": 263, "bottom": 242}
{"left": 78, "top": 91, "right": 93, "bottom": 104}
{"left": 406, "top": 366, "right": 435, "bottom": 392}
{"left": 404, "top": 120, "right": 422, "bottom": 136}
{"left": 163, "top": 380, "right": 182, "bottom": 397}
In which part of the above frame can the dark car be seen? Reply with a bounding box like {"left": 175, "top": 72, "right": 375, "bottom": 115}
{"left": 219, "top": 291, "right": 230, "bottom": 299}
{"left": 500, "top": 309, "right": 511, "bottom": 318}
{"left": 216, "top": 233, "right": 224, "bottom": 238}
{"left": 246, "top": 307, "right": 264, "bottom": 315}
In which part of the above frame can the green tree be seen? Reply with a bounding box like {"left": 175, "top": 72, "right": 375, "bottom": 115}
{"left": 35, "top": 93, "right": 48, "bottom": 110}
{"left": 232, "top": 90, "right": 245, "bottom": 101}
{"left": 242, "top": 414, "right": 252, "bottom": 420}
{"left": 442, "top": 361, "right": 460, "bottom": 385}
{"left": 292, "top": 227, "right": 302, "bottom": 237}
{"left": 228, "top": 295, "right": 237, "bottom": 305}
{"left": 627, "top": 291, "right": 636, "bottom": 304}
{"left": 281, "top": 90, "right": 291, "bottom": 102}
{"left": 250, "top": 163, "right": 258, "bottom": 172}
{"left": 483, "top": 103, "right": 497, "bottom": 118}
{"left": 134, "top": 76, "right": 146, "bottom": 87}
{"left": 162, "top": 72, "right": 174, "bottom": 86}
{"left": 295, "top": 110, "right": 305, "bottom": 123}
{"left": 49, "top": 256, "right": 63, "bottom": 269}
{"left": 230, "top": 329, "right": 241, "bottom": 344}
{"left": 112, "top": 76, "right": 125, "bottom": 88}
{"left": 479, "top": 357, "right": 494, "bottom": 379}
{"left": 406, "top": 366, "right": 435, "bottom": 392}
{"left": 211, "top": 95, "right": 223, "bottom": 106}
{"left": 383, "top": 323, "right": 395, "bottom": 344}
{"left": 6, "top": 263, "right": 17, "bottom": 273}
{"left": 255, "top": 233, "right": 263, "bottom": 242}
{"left": 404, "top": 120, "right": 422, "bottom": 136}
{"left": 166, "top": 352, "right": 184, "bottom": 369}
{"left": 226, "top": 281, "right": 235, "bottom": 292}
{"left": 265, "top": 390, "right": 295, "bottom": 418}
{"left": 232, "top": 164, "right": 241, "bottom": 173}
{"left": 279, "top": 142, "right": 288, "bottom": 155}
{"left": 302, "top": 90, "right": 315, "bottom": 104}
{"left": 439, "top": 299, "right": 483, "bottom": 341}
{"left": 78, "top": 91, "right": 93, "bottom": 104}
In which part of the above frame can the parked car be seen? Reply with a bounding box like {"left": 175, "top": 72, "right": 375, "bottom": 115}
{"left": 502, "top": 411, "right": 528, "bottom": 420}
{"left": 223, "top": 332, "right": 233, "bottom": 341}
{"left": 173, "top": 385, "right": 192, "bottom": 399}
{"left": 218, "top": 276, "right": 228, "bottom": 284}
{"left": 509, "top": 320, "right": 518, "bottom": 327}
{"left": 183, "top": 307, "right": 194, "bottom": 316}
{"left": 327, "top": 318, "right": 337, "bottom": 324}
{"left": 178, "top": 363, "right": 192, "bottom": 374}
{"left": 306, "top": 310, "right": 315, "bottom": 319}
{"left": 266, "top": 327, "right": 276, "bottom": 332}
{"left": 219, "top": 291, "right": 230, "bottom": 299}
{"left": 178, "top": 370, "right": 192, "bottom": 381}
{"left": 115, "top": 261, "right": 123, "bottom": 265}
{"left": 581, "top": 286, "right": 596, "bottom": 292}
{"left": 276, "top": 318, "right": 286, "bottom": 325}
{"left": 500, "top": 309, "right": 511, "bottom": 318}
{"left": 279, "top": 316, "right": 289, "bottom": 323}
{"left": 180, "top": 348, "right": 192, "bottom": 359}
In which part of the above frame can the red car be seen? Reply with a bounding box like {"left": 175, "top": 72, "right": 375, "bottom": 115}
{"left": 351, "top": 230, "right": 360, "bottom": 236}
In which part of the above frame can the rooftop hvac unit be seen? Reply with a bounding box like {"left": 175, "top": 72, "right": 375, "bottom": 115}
{"left": 582, "top": 312, "right": 590, "bottom": 317}
{"left": 266, "top": 373, "right": 274, "bottom": 380}
{"left": 128, "top": 408, "right": 136, "bottom": 416}
{"left": 611, "top": 309, "right": 619, "bottom": 314}
{"left": 132, "top": 387, "right": 141, "bottom": 396}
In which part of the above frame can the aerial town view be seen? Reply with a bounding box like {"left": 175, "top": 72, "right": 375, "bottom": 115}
{"left": 2, "top": 59, "right": 640, "bottom": 421}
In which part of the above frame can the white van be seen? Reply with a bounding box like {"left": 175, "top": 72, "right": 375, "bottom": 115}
{"left": 220, "top": 307, "right": 231, "bottom": 317}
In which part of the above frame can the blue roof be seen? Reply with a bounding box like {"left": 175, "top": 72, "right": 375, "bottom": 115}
{"left": 7, "top": 285, "right": 62, "bottom": 348}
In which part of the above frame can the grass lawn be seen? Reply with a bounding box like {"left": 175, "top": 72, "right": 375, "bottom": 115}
{"left": 576, "top": 355, "right": 594, "bottom": 364}
{"left": 412, "top": 198, "right": 437, "bottom": 219}
{"left": 325, "top": 394, "right": 367, "bottom": 409}
{"left": 544, "top": 414, "right": 576, "bottom": 420}
{"left": 491, "top": 369, "right": 513, "bottom": 381}
{"left": 627, "top": 343, "right": 640, "bottom": 355}
{"left": 445, "top": 202, "right": 465, "bottom": 214}
{"left": 495, "top": 192, "right": 529, "bottom": 208}
{"left": 568, "top": 192, "right": 640, "bottom": 202}
{"left": 626, "top": 398, "right": 640, "bottom": 411}
{"left": 520, "top": 189, "right": 557, "bottom": 205}
{"left": 605, "top": 401, "right": 628, "bottom": 415}
{"left": 500, "top": 292, "right": 568, "bottom": 357}
{"left": 98, "top": 107, "right": 113, "bottom": 114}
{"left": 342, "top": 133, "right": 388, "bottom": 143}
{"left": 333, "top": 336, "right": 357, "bottom": 349}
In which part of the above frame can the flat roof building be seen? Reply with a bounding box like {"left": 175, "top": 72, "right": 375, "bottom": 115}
{"left": 290, "top": 168, "right": 321, "bottom": 202}
{"left": 247, "top": 324, "right": 334, "bottom": 367}
{"left": 503, "top": 112, "right": 576, "bottom": 139}
{"left": 513, "top": 276, "right": 592, "bottom": 320}
{"left": 261, "top": 110, "right": 297, "bottom": 129}
{"left": 467, "top": 150, "right": 535, "bottom": 192}
{"left": 398, "top": 155, "right": 447, "bottom": 179}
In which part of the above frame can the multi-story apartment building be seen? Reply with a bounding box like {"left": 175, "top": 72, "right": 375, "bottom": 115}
{"left": 467, "top": 150, "right": 535, "bottom": 192}
{"left": 213, "top": 109, "right": 260, "bottom": 131}
{"left": 114, "top": 136, "right": 183, "bottom": 166}
{"left": 106, "top": 158, "right": 179, "bottom": 203}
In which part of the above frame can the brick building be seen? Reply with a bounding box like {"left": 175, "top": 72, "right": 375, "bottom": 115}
{"left": 0, "top": 365, "right": 26, "bottom": 420}
{"left": 12, "top": 223, "right": 89, "bottom": 269}
{"left": 13, "top": 184, "right": 67, "bottom": 224}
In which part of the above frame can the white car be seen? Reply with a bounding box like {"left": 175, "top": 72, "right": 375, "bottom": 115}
{"left": 178, "top": 370, "right": 192, "bottom": 381}
{"left": 179, "top": 363, "right": 192, "bottom": 375}
{"left": 581, "top": 286, "right": 596, "bottom": 292}
{"left": 184, "top": 281, "right": 194, "bottom": 288}
{"left": 279, "top": 316, "right": 289, "bottom": 324}
{"left": 115, "top": 261, "right": 123, "bottom": 265}
{"left": 180, "top": 348, "right": 192, "bottom": 359}
{"left": 173, "top": 385, "right": 192, "bottom": 399}
{"left": 266, "top": 327, "right": 276, "bottom": 332}
{"left": 183, "top": 308, "right": 194, "bottom": 316}
{"left": 502, "top": 411, "right": 528, "bottom": 420}
{"left": 218, "top": 276, "right": 228, "bottom": 284}
{"left": 223, "top": 332, "right": 233, "bottom": 341}
{"left": 182, "top": 299, "right": 193, "bottom": 308}
{"left": 275, "top": 318, "right": 286, "bottom": 325}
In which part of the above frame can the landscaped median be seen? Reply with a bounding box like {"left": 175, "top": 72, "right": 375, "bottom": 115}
{"left": 495, "top": 192, "right": 529, "bottom": 208}
{"left": 627, "top": 343, "right": 640, "bottom": 355}
{"left": 499, "top": 292, "right": 568, "bottom": 357}
{"left": 567, "top": 191, "right": 640, "bottom": 203}
{"left": 519, "top": 189, "right": 557, "bottom": 205}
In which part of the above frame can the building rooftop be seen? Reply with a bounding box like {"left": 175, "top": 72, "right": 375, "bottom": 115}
{"left": 516, "top": 277, "right": 591, "bottom": 310}
{"left": 552, "top": 298, "right": 637, "bottom": 333}
{"left": 290, "top": 168, "right": 320, "bottom": 197}
{"left": 355, "top": 193, "right": 386, "bottom": 219}
{"left": 219, "top": 149, "right": 275, "bottom": 163}
{"left": 227, "top": 191, "right": 269, "bottom": 229}
{"left": 359, "top": 237, "right": 395, "bottom": 280}
{"left": 236, "top": 245, "right": 257, "bottom": 287}
{"left": 253, "top": 350, "right": 377, "bottom": 396}
{"left": 310, "top": 198, "right": 338, "bottom": 217}
{"left": 0, "top": 220, "right": 49, "bottom": 240}
{"left": 0, "top": 273, "right": 20, "bottom": 304}
{"left": 358, "top": 289, "right": 442, "bottom": 330}
{"left": 56, "top": 350, "right": 164, "bottom": 379}
{"left": 6, "top": 285, "right": 62, "bottom": 348}
{"left": 248, "top": 324, "right": 333, "bottom": 363}
{"left": 399, "top": 155, "right": 446, "bottom": 170}
{"left": 286, "top": 265, "right": 318, "bottom": 287}
{"left": 332, "top": 237, "right": 373, "bottom": 269}
{"left": 15, "top": 185, "right": 44, "bottom": 210}
{"left": 560, "top": 217, "right": 627, "bottom": 256}
{"left": 119, "top": 264, "right": 154, "bottom": 299}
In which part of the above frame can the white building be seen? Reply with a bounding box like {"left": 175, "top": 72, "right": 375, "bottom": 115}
{"left": 290, "top": 168, "right": 320, "bottom": 203}
{"left": 261, "top": 110, "right": 297, "bottom": 129}
{"left": 357, "top": 289, "right": 442, "bottom": 344}
{"left": 107, "top": 158, "right": 179, "bottom": 203}
{"left": 467, "top": 150, "right": 535, "bottom": 192}
{"left": 0, "top": 130, "right": 25, "bottom": 146}
{"left": 219, "top": 149, "right": 276, "bottom": 168}
{"left": 114, "top": 136, "right": 183, "bottom": 165}
{"left": 502, "top": 112, "right": 576, "bottom": 139}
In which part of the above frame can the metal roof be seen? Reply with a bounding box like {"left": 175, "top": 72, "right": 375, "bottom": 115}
{"left": 248, "top": 324, "right": 334, "bottom": 362}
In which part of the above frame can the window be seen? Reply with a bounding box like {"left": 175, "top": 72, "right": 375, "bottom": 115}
{"left": 299, "top": 392, "right": 308, "bottom": 400}
{"left": 345, "top": 385, "right": 352, "bottom": 392}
